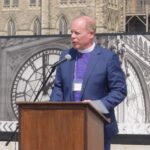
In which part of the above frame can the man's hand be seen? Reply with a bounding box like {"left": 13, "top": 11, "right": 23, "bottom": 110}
{"left": 82, "top": 99, "right": 91, "bottom": 103}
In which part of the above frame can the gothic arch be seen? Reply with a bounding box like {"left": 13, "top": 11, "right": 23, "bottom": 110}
{"left": 80, "top": 12, "right": 86, "bottom": 16}
{"left": 115, "top": 16, "right": 119, "bottom": 32}
{"left": 30, "top": 17, "right": 41, "bottom": 35}
{"left": 107, "top": 14, "right": 112, "bottom": 31}
{"left": 6, "top": 18, "right": 16, "bottom": 36}
{"left": 126, "top": 53, "right": 150, "bottom": 122}
{"left": 57, "top": 15, "right": 68, "bottom": 35}
{"left": 107, "top": 11, "right": 118, "bottom": 32}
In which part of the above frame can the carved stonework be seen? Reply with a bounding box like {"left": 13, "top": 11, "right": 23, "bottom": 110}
{"left": 141, "top": 65, "right": 150, "bottom": 82}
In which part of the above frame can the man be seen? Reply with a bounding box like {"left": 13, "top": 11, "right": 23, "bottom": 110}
{"left": 50, "top": 15, "right": 127, "bottom": 150}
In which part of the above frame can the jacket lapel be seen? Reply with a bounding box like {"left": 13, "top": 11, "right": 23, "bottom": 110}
{"left": 68, "top": 49, "right": 77, "bottom": 100}
{"left": 80, "top": 45, "right": 102, "bottom": 99}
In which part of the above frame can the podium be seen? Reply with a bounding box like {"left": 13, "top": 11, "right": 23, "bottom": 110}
{"left": 17, "top": 102, "right": 108, "bottom": 150}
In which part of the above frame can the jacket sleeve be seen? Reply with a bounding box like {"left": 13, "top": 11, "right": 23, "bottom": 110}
{"left": 100, "top": 53, "right": 127, "bottom": 111}
{"left": 50, "top": 54, "right": 64, "bottom": 101}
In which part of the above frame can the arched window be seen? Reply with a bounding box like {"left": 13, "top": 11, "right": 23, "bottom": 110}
{"left": 59, "top": 16, "right": 68, "bottom": 35}
{"left": 115, "top": 16, "right": 119, "bottom": 32}
{"left": 80, "top": 12, "right": 86, "bottom": 16}
{"left": 107, "top": 15, "right": 111, "bottom": 31}
{"left": 70, "top": 0, "right": 76, "bottom": 3}
{"left": 30, "top": 0, "right": 41, "bottom": 6}
{"left": 30, "top": 0, "right": 36, "bottom": 6}
{"left": 12, "top": 0, "right": 18, "bottom": 7}
{"left": 60, "top": 0, "right": 67, "bottom": 4}
{"left": 124, "top": 62, "right": 145, "bottom": 123}
{"left": 79, "top": 0, "right": 86, "bottom": 3}
{"left": 33, "top": 18, "right": 41, "bottom": 35}
{"left": 4, "top": 0, "right": 10, "bottom": 6}
{"left": 3, "top": 0, "right": 18, "bottom": 7}
{"left": 7, "top": 19, "right": 16, "bottom": 36}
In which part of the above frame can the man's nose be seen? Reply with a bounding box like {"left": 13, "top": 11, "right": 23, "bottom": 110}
{"left": 71, "top": 33, "right": 76, "bottom": 39}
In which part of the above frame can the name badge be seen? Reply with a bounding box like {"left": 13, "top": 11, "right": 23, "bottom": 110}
{"left": 73, "top": 79, "right": 82, "bottom": 91}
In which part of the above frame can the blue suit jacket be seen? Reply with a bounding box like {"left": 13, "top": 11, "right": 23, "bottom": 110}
{"left": 50, "top": 44, "right": 127, "bottom": 139}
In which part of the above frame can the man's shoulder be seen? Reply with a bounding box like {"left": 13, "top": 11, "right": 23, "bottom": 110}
{"left": 61, "top": 48, "right": 75, "bottom": 54}
{"left": 60, "top": 48, "right": 76, "bottom": 59}
{"left": 95, "top": 44, "right": 116, "bottom": 56}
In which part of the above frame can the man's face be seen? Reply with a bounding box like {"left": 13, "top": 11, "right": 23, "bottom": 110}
{"left": 71, "top": 19, "right": 94, "bottom": 50}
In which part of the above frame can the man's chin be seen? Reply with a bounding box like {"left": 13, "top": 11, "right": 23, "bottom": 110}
{"left": 73, "top": 45, "right": 79, "bottom": 49}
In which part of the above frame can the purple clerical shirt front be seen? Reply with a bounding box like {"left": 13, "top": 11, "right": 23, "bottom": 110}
{"left": 73, "top": 52, "right": 92, "bottom": 101}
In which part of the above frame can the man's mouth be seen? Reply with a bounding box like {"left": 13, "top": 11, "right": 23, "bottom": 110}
{"left": 72, "top": 41, "right": 76, "bottom": 45}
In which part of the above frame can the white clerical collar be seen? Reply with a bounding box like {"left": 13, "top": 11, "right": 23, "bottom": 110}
{"left": 78, "top": 43, "right": 95, "bottom": 53}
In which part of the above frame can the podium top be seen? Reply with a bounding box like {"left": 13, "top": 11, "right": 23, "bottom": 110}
{"left": 17, "top": 101, "right": 110, "bottom": 123}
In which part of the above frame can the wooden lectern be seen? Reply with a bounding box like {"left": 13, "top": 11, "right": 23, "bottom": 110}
{"left": 17, "top": 102, "right": 108, "bottom": 150}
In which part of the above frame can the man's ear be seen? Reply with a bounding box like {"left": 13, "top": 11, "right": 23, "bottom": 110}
{"left": 89, "top": 31, "right": 95, "bottom": 39}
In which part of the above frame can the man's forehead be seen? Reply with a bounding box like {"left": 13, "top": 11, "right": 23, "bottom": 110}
{"left": 71, "top": 19, "right": 86, "bottom": 29}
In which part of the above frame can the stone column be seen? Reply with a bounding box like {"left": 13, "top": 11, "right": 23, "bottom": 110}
{"left": 95, "top": 0, "right": 107, "bottom": 33}
{"left": 41, "top": 0, "right": 50, "bottom": 35}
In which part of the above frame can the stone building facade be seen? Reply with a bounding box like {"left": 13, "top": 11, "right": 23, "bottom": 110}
{"left": 0, "top": 0, "right": 124, "bottom": 36}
